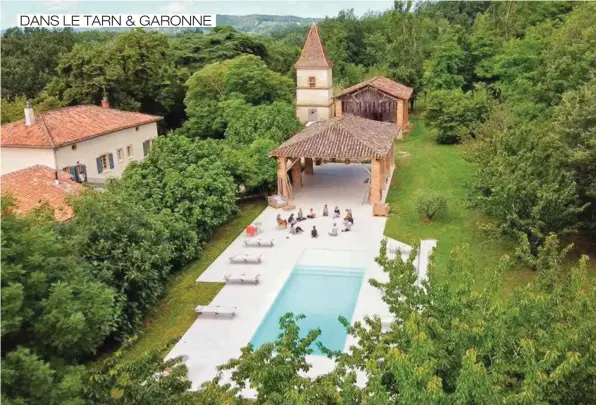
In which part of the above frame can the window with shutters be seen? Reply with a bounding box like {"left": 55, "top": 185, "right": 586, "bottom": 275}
{"left": 126, "top": 145, "right": 133, "bottom": 158}
{"left": 117, "top": 148, "right": 125, "bottom": 162}
{"left": 99, "top": 154, "right": 109, "bottom": 170}
{"left": 308, "top": 76, "right": 316, "bottom": 88}
{"left": 96, "top": 153, "right": 114, "bottom": 174}
{"left": 143, "top": 139, "right": 154, "bottom": 156}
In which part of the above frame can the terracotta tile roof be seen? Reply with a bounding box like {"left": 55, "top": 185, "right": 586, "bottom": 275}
{"left": 336, "top": 76, "right": 414, "bottom": 100}
{"left": 1, "top": 105, "right": 162, "bottom": 149}
{"left": 269, "top": 115, "right": 400, "bottom": 160}
{"left": 1, "top": 165, "right": 83, "bottom": 221}
{"left": 295, "top": 23, "right": 333, "bottom": 69}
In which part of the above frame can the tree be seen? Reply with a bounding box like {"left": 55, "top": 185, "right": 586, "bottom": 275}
{"left": 171, "top": 26, "right": 268, "bottom": 73}
{"left": 550, "top": 77, "right": 596, "bottom": 236}
{"left": 182, "top": 55, "right": 294, "bottom": 139}
{"left": 468, "top": 106, "right": 587, "bottom": 247}
{"left": 1, "top": 28, "right": 75, "bottom": 100}
{"left": 424, "top": 87, "right": 491, "bottom": 144}
{"left": 0, "top": 93, "right": 62, "bottom": 124}
{"left": 64, "top": 189, "right": 176, "bottom": 338}
{"left": 118, "top": 135, "right": 237, "bottom": 243}
{"left": 47, "top": 29, "right": 188, "bottom": 128}
{"left": 1, "top": 347, "right": 85, "bottom": 405}
{"left": 1, "top": 201, "right": 119, "bottom": 360}
{"left": 415, "top": 191, "right": 448, "bottom": 221}
{"left": 85, "top": 344, "right": 198, "bottom": 405}
{"left": 423, "top": 26, "right": 467, "bottom": 91}
{"left": 223, "top": 100, "right": 301, "bottom": 145}
{"left": 207, "top": 313, "right": 323, "bottom": 404}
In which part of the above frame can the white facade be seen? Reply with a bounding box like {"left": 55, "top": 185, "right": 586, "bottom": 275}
{"left": 1, "top": 148, "right": 56, "bottom": 175}
{"left": 296, "top": 68, "right": 334, "bottom": 124}
{"left": 1, "top": 122, "right": 158, "bottom": 182}
{"left": 55, "top": 122, "right": 158, "bottom": 183}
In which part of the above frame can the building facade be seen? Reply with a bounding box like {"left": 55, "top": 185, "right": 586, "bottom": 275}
{"left": 1, "top": 100, "right": 161, "bottom": 184}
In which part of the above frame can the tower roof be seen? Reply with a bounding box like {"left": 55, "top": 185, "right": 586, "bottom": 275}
{"left": 295, "top": 23, "right": 333, "bottom": 69}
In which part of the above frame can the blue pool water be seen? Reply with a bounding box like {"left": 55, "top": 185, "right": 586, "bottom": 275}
{"left": 250, "top": 265, "right": 364, "bottom": 355}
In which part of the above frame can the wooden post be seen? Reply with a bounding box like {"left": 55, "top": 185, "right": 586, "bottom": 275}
{"left": 404, "top": 100, "right": 409, "bottom": 129}
{"left": 370, "top": 159, "right": 382, "bottom": 204}
{"left": 335, "top": 99, "right": 342, "bottom": 117}
{"left": 304, "top": 157, "right": 314, "bottom": 175}
{"left": 291, "top": 158, "right": 302, "bottom": 187}
{"left": 384, "top": 150, "right": 391, "bottom": 175}
{"left": 277, "top": 157, "right": 289, "bottom": 199}
{"left": 396, "top": 99, "right": 404, "bottom": 128}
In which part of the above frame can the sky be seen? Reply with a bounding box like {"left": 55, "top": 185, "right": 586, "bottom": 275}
{"left": 1, "top": 0, "right": 396, "bottom": 29}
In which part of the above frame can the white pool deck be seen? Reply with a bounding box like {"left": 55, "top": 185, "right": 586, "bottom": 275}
{"left": 166, "top": 163, "right": 436, "bottom": 396}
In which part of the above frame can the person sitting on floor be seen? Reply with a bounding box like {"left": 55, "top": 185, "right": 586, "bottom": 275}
{"left": 288, "top": 213, "right": 296, "bottom": 225}
{"left": 323, "top": 204, "right": 329, "bottom": 217}
{"left": 307, "top": 208, "right": 316, "bottom": 219}
{"left": 297, "top": 208, "right": 306, "bottom": 221}
{"left": 276, "top": 214, "right": 288, "bottom": 228}
{"left": 311, "top": 225, "right": 319, "bottom": 238}
{"left": 333, "top": 206, "right": 341, "bottom": 218}
{"left": 290, "top": 223, "right": 304, "bottom": 234}
{"left": 344, "top": 209, "right": 354, "bottom": 224}
{"left": 341, "top": 220, "right": 352, "bottom": 232}
{"left": 329, "top": 223, "right": 338, "bottom": 236}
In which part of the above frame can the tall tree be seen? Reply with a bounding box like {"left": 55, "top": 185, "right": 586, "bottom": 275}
{"left": 1, "top": 201, "right": 119, "bottom": 360}
{"left": 47, "top": 29, "right": 188, "bottom": 128}
{"left": 1, "top": 28, "right": 75, "bottom": 100}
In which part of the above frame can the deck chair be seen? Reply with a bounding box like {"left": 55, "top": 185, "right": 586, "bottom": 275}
{"left": 244, "top": 238, "right": 274, "bottom": 247}
{"left": 195, "top": 305, "right": 237, "bottom": 317}
{"left": 229, "top": 254, "right": 263, "bottom": 264}
{"left": 223, "top": 273, "right": 261, "bottom": 284}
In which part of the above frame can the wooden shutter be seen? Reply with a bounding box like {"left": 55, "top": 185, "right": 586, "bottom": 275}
{"left": 108, "top": 153, "right": 115, "bottom": 169}
{"left": 96, "top": 157, "right": 103, "bottom": 174}
{"left": 143, "top": 140, "right": 149, "bottom": 156}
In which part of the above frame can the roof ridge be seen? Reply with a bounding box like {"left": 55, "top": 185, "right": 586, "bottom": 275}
{"left": 37, "top": 114, "right": 56, "bottom": 148}
{"left": 338, "top": 116, "right": 385, "bottom": 156}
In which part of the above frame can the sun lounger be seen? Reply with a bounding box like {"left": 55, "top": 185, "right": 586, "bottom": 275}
{"left": 223, "top": 273, "right": 261, "bottom": 284}
{"left": 244, "top": 238, "right": 274, "bottom": 247}
{"left": 195, "top": 305, "right": 237, "bottom": 317}
{"left": 229, "top": 254, "right": 263, "bottom": 264}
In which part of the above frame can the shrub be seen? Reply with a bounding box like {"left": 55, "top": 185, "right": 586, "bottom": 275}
{"left": 415, "top": 191, "right": 447, "bottom": 221}
{"left": 424, "top": 87, "right": 492, "bottom": 144}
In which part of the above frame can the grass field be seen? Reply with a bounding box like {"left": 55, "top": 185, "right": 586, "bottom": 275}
{"left": 115, "top": 200, "right": 266, "bottom": 365}
{"left": 385, "top": 118, "right": 537, "bottom": 291}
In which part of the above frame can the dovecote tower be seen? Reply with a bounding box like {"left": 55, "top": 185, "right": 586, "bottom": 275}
{"left": 295, "top": 23, "right": 334, "bottom": 124}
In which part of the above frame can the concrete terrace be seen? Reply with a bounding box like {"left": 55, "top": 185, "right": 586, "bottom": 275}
{"left": 166, "top": 163, "right": 436, "bottom": 396}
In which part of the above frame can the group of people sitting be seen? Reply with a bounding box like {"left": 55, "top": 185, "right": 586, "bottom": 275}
{"left": 277, "top": 205, "right": 355, "bottom": 238}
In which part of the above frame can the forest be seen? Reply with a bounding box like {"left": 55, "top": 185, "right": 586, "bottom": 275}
{"left": 1, "top": 2, "right": 595, "bottom": 404}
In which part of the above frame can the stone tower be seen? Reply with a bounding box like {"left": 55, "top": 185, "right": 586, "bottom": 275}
{"left": 295, "top": 23, "right": 334, "bottom": 124}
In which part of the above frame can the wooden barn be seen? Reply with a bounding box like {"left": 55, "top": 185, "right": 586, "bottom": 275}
{"left": 334, "top": 76, "right": 413, "bottom": 131}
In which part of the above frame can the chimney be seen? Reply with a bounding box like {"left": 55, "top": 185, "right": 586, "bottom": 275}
{"left": 101, "top": 96, "right": 110, "bottom": 109}
{"left": 54, "top": 170, "right": 60, "bottom": 185}
{"left": 24, "top": 100, "right": 35, "bottom": 126}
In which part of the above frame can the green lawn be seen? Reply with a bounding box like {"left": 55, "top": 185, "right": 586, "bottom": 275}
{"left": 116, "top": 200, "right": 266, "bottom": 365}
{"left": 385, "top": 118, "right": 536, "bottom": 291}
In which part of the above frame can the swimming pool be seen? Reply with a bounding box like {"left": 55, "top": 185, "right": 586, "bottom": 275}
{"left": 250, "top": 265, "right": 364, "bottom": 355}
